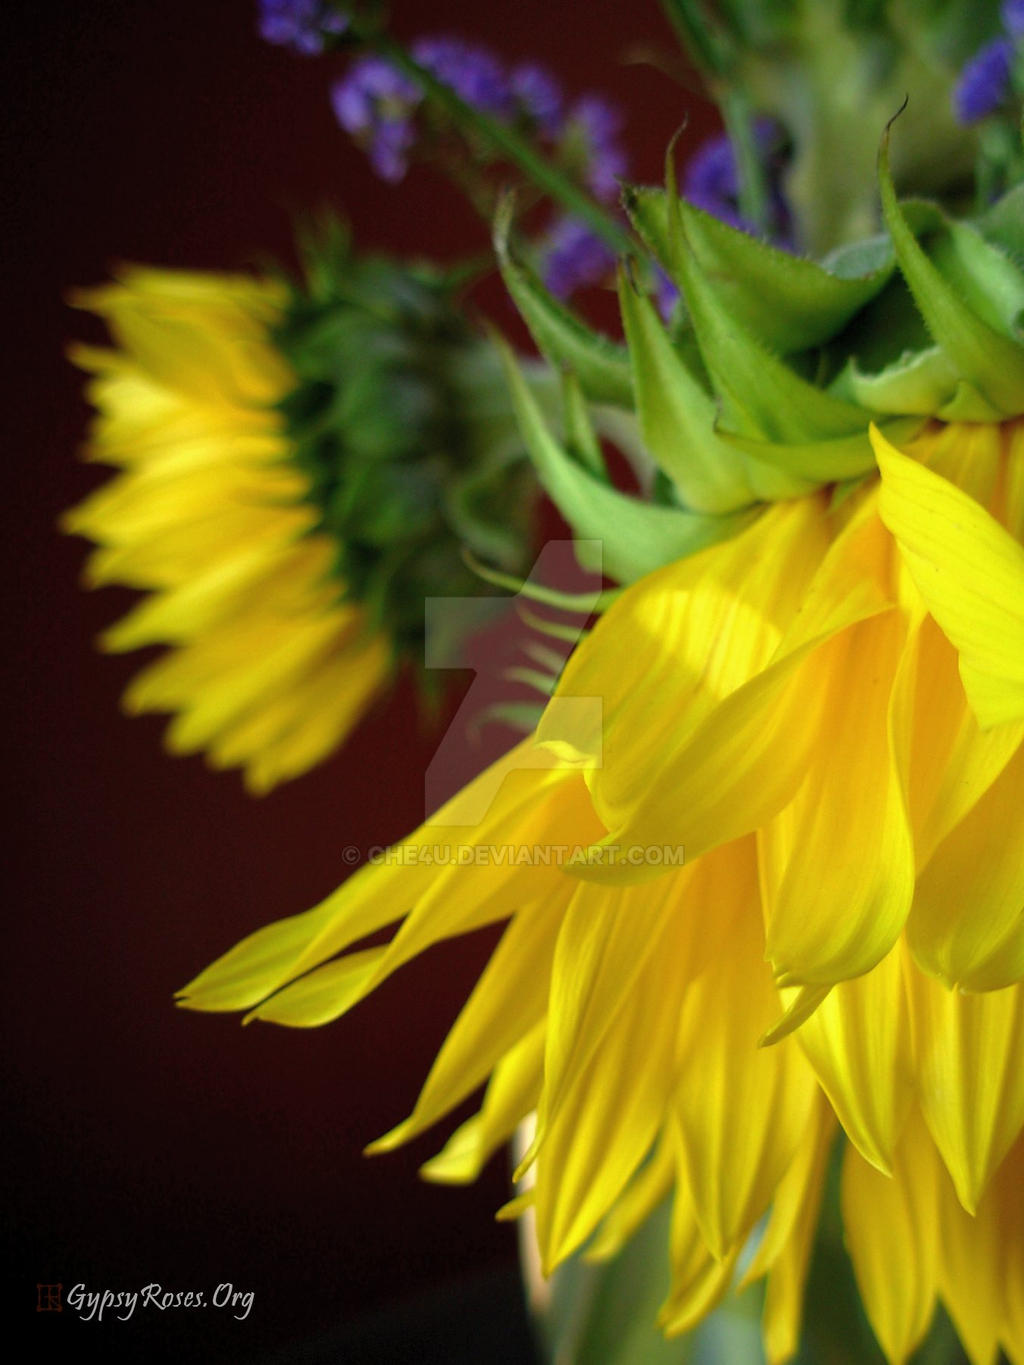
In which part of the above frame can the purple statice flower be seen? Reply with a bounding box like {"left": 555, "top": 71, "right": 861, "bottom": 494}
{"left": 542, "top": 217, "right": 617, "bottom": 299}
{"left": 411, "top": 36, "right": 515, "bottom": 118}
{"left": 510, "top": 63, "right": 563, "bottom": 135}
{"left": 564, "top": 95, "right": 629, "bottom": 202}
{"left": 954, "top": 36, "right": 1014, "bottom": 122}
{"left": 258, "top": 0, "right": 347, "bottom": 55}
{"left": 331, "top": 57, "right": 419, "bottom": 181}
{"left": 682, "top": 121, "right": 792, "bottom": 243}
{"left": 1003, "top": 0, "right": 1024, "bottom": 38}
{"left": 683, "top": 133, "right": 741, "bottom": 206}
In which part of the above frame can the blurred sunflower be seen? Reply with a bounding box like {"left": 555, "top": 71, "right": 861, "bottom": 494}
{"left": 65, "top": 239, "right": 539, "bottom": 793}
{"left": 65, "top": 268, "right": 391, "bottom": 794}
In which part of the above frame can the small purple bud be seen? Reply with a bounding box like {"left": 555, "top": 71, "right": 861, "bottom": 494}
{"left": 331, "top": 57, "right": 420, "bottom": 181}
{"left": 258, "top": 0, "right": 347, "bottom": 56}
{"left": 542, "top": 217, "right": 617, "bottom": 299}
{"left": 411, "top": 36, "right": 514, "bottom": 118}
{"left": 954, "top": 37, "right": 1014, "bottom": 123}
{"left": 566, "top": 95, "right": 629, "bottom": 202}
{"left": 511, "top": 63, "right": 563, "bottom": 135}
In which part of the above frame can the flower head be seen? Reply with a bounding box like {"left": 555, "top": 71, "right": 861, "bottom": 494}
{"left": 66, "top": 241, "right": 538, "bottom": 792}
{"left": 64, "top": 268, "right": 391, "bottom": 794}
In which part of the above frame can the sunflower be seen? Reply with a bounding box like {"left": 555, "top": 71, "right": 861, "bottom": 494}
{"left": 177, "top": 408, "right": 1024, "bottom": 1361}
{"left": 65, "top": 243, "right": 540, "bottom": 793}
{"left": 176, "top": 102, "right": 1024, "bottom": 1356}
{"left": 64, "top": 267, "right": 391, "bottom": 793}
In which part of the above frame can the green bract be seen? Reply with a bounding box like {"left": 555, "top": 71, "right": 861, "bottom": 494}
{"left": 497, "top": 140, "right": 1024, "bottom": 589}
{"left": 274, "top": 224, "right": 545, "bottom": 652}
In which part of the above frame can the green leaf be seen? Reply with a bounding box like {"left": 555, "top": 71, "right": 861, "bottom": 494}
{"left": 618, "top": 269, "right": 756, "bottom": 512}
{"left": 624, "top": 185, "right": 893, "bottom": 353}
{"left": 495, "top": 200, "right": 633, "bottom": 407}
{"left": 498, "top": 336, "right": 757, "bottom": 583}
{"left": 878, "top": 130, "right": 1024, "bottom": 417}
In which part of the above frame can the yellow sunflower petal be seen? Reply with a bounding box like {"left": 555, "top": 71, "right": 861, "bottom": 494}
{"left": 532, "top": 874, "right": 695, "bottom": 1269}
{"left": 763, "top": 609, "right": 914, "bottom": 985}
{"left": 841, "top": 1110, "right": 940, "bottom": 1365}
{"left": 419, "top": 1021, "right": 547, "bottom": 1184}
{"left": 908, "top": 744, "right": 1024, "bottom": 990}
{"left": 368, "top": 893, "right": 569, "bottom": 1154}
{"left": 671, "top": 840, "right": 818, "bottom": 1257}
{"left": 751, "top": 1103, "right": 835, "bottom": 1365}
{"left": 874, "top": 425, "right": 1024, "bottom": 728}
{"left": 908, "top": 962, "right": 1024, "bottom": 1212}
{"left": 793, "top": 941, "right": 912, "bottom": 1174}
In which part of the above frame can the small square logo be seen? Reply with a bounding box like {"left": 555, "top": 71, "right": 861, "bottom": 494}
{"left": 36, "top": 1284, "right": 62, "bottom": 1313}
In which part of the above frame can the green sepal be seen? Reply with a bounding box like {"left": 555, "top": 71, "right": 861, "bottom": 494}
{"left": 463, "top": 548, "right": 619, "bottom": 613}
{"left": 516, "top": 602, "right": 590, "bottom": 644}
{"left": 879, "top": 131, "right": 1024, "bottom": 417}
{"left": 561, "top": 371, "right": 609, "bottom": 479}
{"left": 661, "top": 153, "right": 871, "bottom": 443}
{"left": 445, "top": 454, "right": 535, "bottom": 571}
{"left": 494, "top": 199, "right": 633, "bottom": 407}
{"left": 617, "top": 268, "right": 756, "bottom": 513}
{"left": 469, "top": 700, "right": 545, "bottom": 738}
{"left": 834, "top": 346, "right": 1003, "bottom": 422}
{"left": 497, "top": 335, "right": 757, "bottom": 584}
{"left": 624, "top": 184, "right": 893, "bottom": 353}
{"left": 504, "top": 665, "right": 560, "bottom": 696}
{"left": 717, "top": 415, "right": 924, "bottom": 484}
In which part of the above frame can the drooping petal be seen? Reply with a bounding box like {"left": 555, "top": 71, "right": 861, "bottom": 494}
{"left": 368, "top": 891, "right": 570, "bottom": 1153}
{"left": 531, "top": 871, "right": 697, "bottom": 1269}
{"left": 908, "top": 962, "right": 1024, "bottom": 1212}
{"left": 874, "top": 425, "right": 1024, "bottom": 728}
{"left": 744, "top": 1101, "right": 835, "bottom": 1365}
{"left": 419, "top": 1021, "right": 547, "bottom": 1184}
{"left": 659, "top": 1146, "right": 741, "bottom": 1338}
{"left": 177, "top": 744, "right": 587, "bottom": 1013}
{"left": 907, "top": 743, "right": 1024, "bottom": 990}
{"left": 891, "top": 613, "right": 1023, "bottom": 871}
{"left": 671, "top": 840, "right": 818, "bottom": 1257}
{"left": 792, "top": 941, "right": 912, "bottom": 1173}
{"left": 763, "top": 608, "right": 914, "bottom": 985}
{"left": 841, "top": 1110, "right": 940, "bottom": 1365}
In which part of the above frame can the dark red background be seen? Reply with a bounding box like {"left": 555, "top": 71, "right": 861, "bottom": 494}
{"left": 6, "top": 2, "right": 712, "bottom": 1359}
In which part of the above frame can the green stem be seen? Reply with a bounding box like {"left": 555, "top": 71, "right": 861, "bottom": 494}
{"left": 349, "top": 22, "right": 633, "bottom": 255}
{"left": 656, "top": 0, "right": 731, "bottom": 77}
{"left": 720, "top": 87, "right": 771, "bottom": 235}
